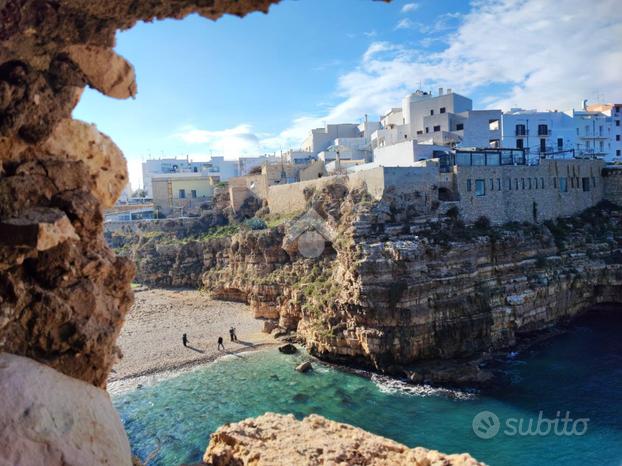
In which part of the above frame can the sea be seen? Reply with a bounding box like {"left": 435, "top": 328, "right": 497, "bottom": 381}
{"left": 113, "top": 310, "right": 622, "bottom": 465}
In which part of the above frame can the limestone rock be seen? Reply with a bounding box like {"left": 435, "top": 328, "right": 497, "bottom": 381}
{"left": 39, "top": 119, "right": 129, "bottom": 208}
{"left": 278, "top": 343, "right": 297, "bottom": 354}
{"left": 295, "top": 361, "right": 312, "bottom": 372}
{"left": 0, "top": 353, "right": 132, "bottom": 466}
{"left": 0, "top": 207, "right": 79, "bottom": 250}
{"left": 203, "top": 413, "right": 484, "bottom": 466}
{"left": 65, "top": 45, "right": 137, "bottom": 99}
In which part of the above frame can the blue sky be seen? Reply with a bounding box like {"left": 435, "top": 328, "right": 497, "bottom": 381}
{"left": 73, "top": 0, "right": 622, "bottom": 189}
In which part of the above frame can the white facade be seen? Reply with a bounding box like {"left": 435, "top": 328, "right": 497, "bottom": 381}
{"left": 142, "top": 158, "right": 209, "bottom": 197}
{"left": 586, "top": 103, "right": 622, "bottom": 160}
{"left": 373, "top": 140, "right": 450, "bottom": 167}
{"left": 283, "top": 150, "right": 316, "bottom": 166}
{"left": 300, "top": 123, "right": 361, "bottom": 155}
{"left": 501, "top": 109, "right": 576, "bottom": 157}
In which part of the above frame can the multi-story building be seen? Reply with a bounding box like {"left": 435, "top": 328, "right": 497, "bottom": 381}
{"left": 141, "top": 156, "right": 238, "bottom": 197}
{"left": 501, "top": 109, "right": 576, "bottom": 159}
{"left": 586, "top": 102, "right": 622, "bottom": 161}
{"left": 572, "top": 108, "right": 614, "bottom": 160}
{"left": 300, "top": 123, "right": 362, "bottom": 155}
{"left": 151, "top": 172, "right": 218, "bottom": 216}
{"left": 371, "top": 89, "right": 502, "bottom": 151}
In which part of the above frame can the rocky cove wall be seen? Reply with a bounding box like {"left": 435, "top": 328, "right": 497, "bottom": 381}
{"left": 130, "top": 193, "right": 622, "bottom": 383}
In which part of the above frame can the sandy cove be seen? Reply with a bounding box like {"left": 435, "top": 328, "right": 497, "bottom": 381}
{"left": 107, "top": 287, "right": 276, "bottom": 389}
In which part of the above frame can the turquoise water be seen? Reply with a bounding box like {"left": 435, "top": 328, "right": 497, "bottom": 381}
{"left": 114, "top": 311, "right": 622, "bottom": 465}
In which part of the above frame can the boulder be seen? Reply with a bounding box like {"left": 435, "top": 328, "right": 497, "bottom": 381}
{"left": 295, "top": 361, "right": 312, "bottom": 373}
{"left": 203, "top": 413, "right": 483, "bottom": 466}
{"left": 278, "top": 343, "right": 298, "bottom": 354}
{"left": 0, "top": 353, "right": 132, "bottom": 466}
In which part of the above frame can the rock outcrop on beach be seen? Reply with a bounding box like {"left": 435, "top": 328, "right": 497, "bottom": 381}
{"left": 203, "top": 413, "right": 483, "bottom": 466}
{"left": 127, "top": 191, "right": 622, "bottom": 384}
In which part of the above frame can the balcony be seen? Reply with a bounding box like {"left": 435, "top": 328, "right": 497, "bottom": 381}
{"left": 515, "top": 128, "right": 529, "bottom": 136}
{"left": 537, "top": 129, "right": 551, "bottom": 136}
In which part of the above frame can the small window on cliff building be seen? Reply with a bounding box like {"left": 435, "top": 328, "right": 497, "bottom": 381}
{"left": 490, "top": 178, "right": 494, "bottom": 190}
{"left": 475, "top": 179, "right": 486, "bottom": 196}
{"left": 191, "top": 189, "right": 197, "bottom": 198}
{"left": 522, "top": 178, "right": 525, "bottom": 189}
{"left": 541, "top": 177, "right": 545, "bottom": 189}
{"left": 507, "top": 178, "right": 512, "bottom": 190}
{"left": 466, "top": 179, "right": 472, "bottom": 192}
{"left": 560, "top": 177, "right": 568, "bottom": 192}
{"left": 528, "top": 178, "right": 532, "bottom": 189}
{"left": 497, "top": 178, "right": 502, "bottom": 191}
{"left": 582, "top": 177, "right": 591, "bottom": 192}
{"left": 179, "top": 189, "right": 186, "bottom": 199}
{"left": 515, "top": 178, "right": 519, "bottom": 190}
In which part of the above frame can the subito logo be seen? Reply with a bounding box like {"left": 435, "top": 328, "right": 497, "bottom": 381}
{"left": 472, "top": 411, "right": 500, "bottom": 439}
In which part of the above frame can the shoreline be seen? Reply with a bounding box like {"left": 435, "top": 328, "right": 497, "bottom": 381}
{"left": 107, "top": 287, "right": 276, "bottom": 394}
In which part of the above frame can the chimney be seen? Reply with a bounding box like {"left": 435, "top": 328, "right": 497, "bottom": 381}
{"left": 447, "top": 88, "right": 452, "bottom": 94}
{"left": 438, "top": 87, "right": 444, "bottom": 96}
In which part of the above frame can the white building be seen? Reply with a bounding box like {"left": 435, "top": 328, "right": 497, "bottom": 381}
{"left": 586, "top": 103, "right": 622, "bottom": 160}
{"left": 300, "top": 123, "right": 361, "bottom": 155}
{"left": 371, "top": 89, "right": 502, "bottom": 151}
{"left": 373, "top": 140, "right": 451, "bottom": 167}
{"left": 501, "top": 109, "right": 576, "bottom": 158}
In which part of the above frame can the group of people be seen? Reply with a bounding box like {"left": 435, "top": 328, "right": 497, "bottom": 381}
{"left": 182, "top": 326, "right": 237, "bottom": 351}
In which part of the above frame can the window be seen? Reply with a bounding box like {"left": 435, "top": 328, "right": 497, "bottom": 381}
{"left": 617, "top": 135, "right": 620, "bottom": 141}
{"left": 516, "top": 139, "right": 524, "bottom": 149}
{"left": 618, "top": 150, "right": 621, "bottom": 156}
{"left": 592, "top": 176, "right": 596, "bottom": 187}
{"left": 516, "top": 124, "right": 526, "bottom": 136}
{"left": 599, "top": 141, "right": 604, "bottom": 152}
{"left": 179, "top": 189, "right": 186, "bottom": 199}
{"left": 489, "top": 119, "right": 500, "bottom": 131}
{"left": 557, "top": 138, "right": 563, "bottom": 149}
{"left": 416, "top": 130, "right": 423, "bottom": 135}
{"left": 440, "top": 107, "right": 446, "bottom": 114}
{"left": 540, "top": 177, "right": 545, "bottom": 189}
{"left": 191, "top": 189, "right": 197, "bottom": 198}
{"left": 538, "top": 124, "right": 548, "bottom": 136}
{"left": 490, "top": 178, "right": 494, "bottom": 191}
{"left": 466, "top": 179, "right": 472, "bottom": 192}
{"left": 599, "top": 125, "right": 603, "bottom": 136}
{"left": 433, "top": 125, "right": 441, "bottom": 132}
{"left": 582, "top": 177, "right": 591, "bottom": 192}
{"left": 617, "top": 120, "right": 620, "bottom": 126}
{"left": 528, "top": 178, "right": 532, "bottom": 189}
{"left": 456, "top": 123, "right": 464, "bottom": 131}
{"left": 570, "top": 177, "right": 575, "bottom": 189}
{"left": 515, "top": 178, "right": 519, "bottom": 190}
{"left": 521, "top": 178, "right": 525, "bottom": 189}
{"left": 430, "top": 109, "right": 434, "bottom": 115}
{"left": 475, "top": 179, "right": 486, "bottom": 196}
{"left": 489, "top": 139, "right": 500, "bottom": 148}
{"left": 560, "top": 177, "right": 568, "bottom": 192}
{"left": 497, "top": 178, "right": 502, "bottom": 191}
{"left": 425, "top": 127, "right": 429, "bottom": 133}
{"left": 507, "top": 178, "right": 512, "bottom": 190}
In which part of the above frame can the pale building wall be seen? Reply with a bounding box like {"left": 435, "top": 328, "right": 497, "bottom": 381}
{"left": 459, "top": 110, "right": 502, "bottom": 148}
{"left": 456, "top": 159, "right": 604, "bottom": 224}
{"left": 373, "top": 140, "right": 450, "bottom": 166}
{"left": 501, "top": 111, "right": 576, "bottom": 157}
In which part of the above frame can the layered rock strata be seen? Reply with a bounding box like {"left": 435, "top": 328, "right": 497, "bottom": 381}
{"left": 128, "top": 191, "right": 622, "bottom": 383}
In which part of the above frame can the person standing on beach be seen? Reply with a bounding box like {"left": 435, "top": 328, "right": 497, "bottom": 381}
{"left": 229, "top": 327, "right": 235, "bottom": 342}
{"left": 182, "top": 333, "right": 188, "bottom": 347}
{"left": 218, "top": 336, "right": 225, "bottom": 351}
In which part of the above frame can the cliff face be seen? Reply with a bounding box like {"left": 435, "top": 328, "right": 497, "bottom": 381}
{"left": 128, "top": 186, "right": 622, "bottom": 383}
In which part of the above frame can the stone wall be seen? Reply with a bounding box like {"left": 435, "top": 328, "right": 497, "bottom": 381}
{"left": 603, "top": 167, "right": 622, "bottom": 206}
{"left": 456, "top": 159, "right": 604, "bottom": 224}
{"left": 267, "top": 165, "right": 437, "bottom": 215}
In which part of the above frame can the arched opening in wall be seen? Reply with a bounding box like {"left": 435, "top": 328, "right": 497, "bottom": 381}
{"left": 438, "top": 186, "right": 460, "bottom": 201}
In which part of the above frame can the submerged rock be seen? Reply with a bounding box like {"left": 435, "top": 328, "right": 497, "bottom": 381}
{"left": 203, "top": 412, "right": 483, "bottom": 466}
{"left": 278, "top": 343, "right": 298, "bottom": 354}
{"left": 295, "top": 361, "right": 312, "bottom": 373}
{"left": 0, "top": 353, "right": 132, "bottom": 466}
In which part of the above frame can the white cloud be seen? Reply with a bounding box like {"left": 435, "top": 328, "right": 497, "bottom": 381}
{"left": 272, "top": 0, "right": 622, "bottom": 146}
{"left": 401, "top": 3, "right": 420, "bottom": 13}
{"left": 395, "top": 18, "right": 414, "bottom": 30}
{"left": 174, "top": 124, "right": 263, "bottom": 157}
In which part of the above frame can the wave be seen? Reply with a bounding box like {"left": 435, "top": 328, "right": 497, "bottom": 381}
{"left": 370, "top": 374, "right": 477, "bottom": 400}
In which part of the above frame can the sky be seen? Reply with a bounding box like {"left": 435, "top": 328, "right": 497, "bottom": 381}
{"left": 73, "top": 0, "right": 622, "bottom": 189}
